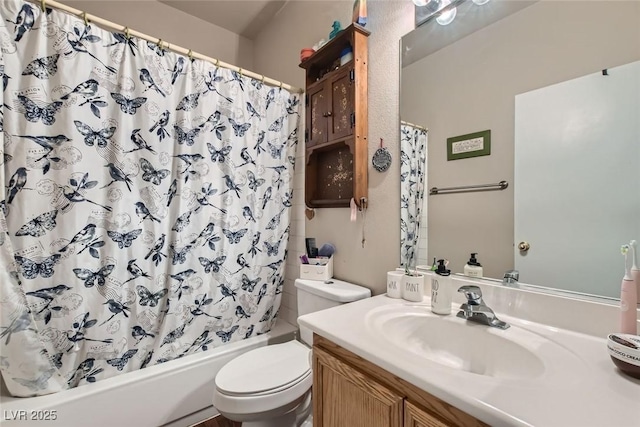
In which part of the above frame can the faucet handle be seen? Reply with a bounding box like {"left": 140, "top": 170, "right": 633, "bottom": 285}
{"left": 502, "top": 269, "right": 519, "bottom": 286}
{"left": 503, "top": 270, "right": 519, "bottom": 280}
{"left": 457, "top": 285, "right": 483, "bottom": 304}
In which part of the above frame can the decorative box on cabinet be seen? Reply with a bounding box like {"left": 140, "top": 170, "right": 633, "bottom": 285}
{"left": 299, "top": 24, "right": 369, "bottom": 208}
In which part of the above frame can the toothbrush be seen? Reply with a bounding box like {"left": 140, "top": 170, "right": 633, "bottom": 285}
{"left": 620, "top": 245, "right": 638, "bottom": 334}
{"left": 630, "top": 240, "right": 640, "bottom": 305}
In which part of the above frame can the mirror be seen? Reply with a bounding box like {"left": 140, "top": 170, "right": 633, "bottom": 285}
{"left": 400, "top": 0, "right": 640, "bottom": 299}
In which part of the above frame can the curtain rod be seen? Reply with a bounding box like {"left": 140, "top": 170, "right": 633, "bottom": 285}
{"left": 29, "top": 0, "right": 303, "bottom": 94}
{"left": 401, "top": 120, "right": 428, "bottom": 132}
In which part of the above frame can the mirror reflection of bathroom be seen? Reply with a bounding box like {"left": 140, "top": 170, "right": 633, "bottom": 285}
{"left": 400, "top": 0, "right": 640, "bottom": 299}
{"left": 399, "top": 121, "right": 428, "bottom": 271}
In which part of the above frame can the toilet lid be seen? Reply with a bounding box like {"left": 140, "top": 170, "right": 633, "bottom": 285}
{"left": 216, "top": 341, "right": 311, "bottom": 395}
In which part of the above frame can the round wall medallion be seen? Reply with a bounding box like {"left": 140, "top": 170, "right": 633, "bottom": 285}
{"left": 372, "top": 147, "right": 392, "bottom": 172}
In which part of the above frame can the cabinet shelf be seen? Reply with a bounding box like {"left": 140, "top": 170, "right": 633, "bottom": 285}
{"left": 300, "top": 24, "right": 369, "bottom": 85}
{"left": 299, "top": 23, "right": 369, "bottom": 209}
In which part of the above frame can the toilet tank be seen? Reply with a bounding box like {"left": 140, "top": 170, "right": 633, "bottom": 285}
{"left": 295, "top": 278, "right": 371, "bottom": 345}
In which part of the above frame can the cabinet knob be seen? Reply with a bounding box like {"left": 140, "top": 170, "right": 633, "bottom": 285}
{"left": 323, "top": 111, "right": 332, "bottom": 117}
{"left": 518, "top": 241, "right": 530, "bottom": 252}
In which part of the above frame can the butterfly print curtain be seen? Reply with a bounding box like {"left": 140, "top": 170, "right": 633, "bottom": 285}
{"left": 400, "top": 124, "right": 427, "bottom": 270}
{"left": 0, "top": 0, "right": 299, "bottom": 397}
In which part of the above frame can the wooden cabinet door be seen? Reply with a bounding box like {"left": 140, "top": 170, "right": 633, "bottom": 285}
{"left": 405, "top": 401, "right": 450, "bottom": 427}
{"left": 306, "top": 82, "right": 328, "bottom": 147}
{"left": 327, "top": 66, "right": 354, "bottom": 142}
{"left": 313, "top": 346, "right": 403, "bottom": 427}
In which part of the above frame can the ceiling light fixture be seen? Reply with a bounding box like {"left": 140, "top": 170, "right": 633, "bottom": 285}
{"left": 414, "top": 0, "right": 490, "bottom": 27}
{"left": 435, "top": 0, "right": 457, "bottom": 25}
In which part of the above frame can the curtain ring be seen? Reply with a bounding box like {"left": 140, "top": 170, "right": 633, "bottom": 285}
{"left": 215, "top": 58, "right": 220, "bottom": 67}
{"left": 261, "top": 75, "right": 265, "bottom": 83}
{"left": 238, "top": 68, "right": 243, "bottom": 77}
{"left": 279, "top": 81, "right": 284, "bottom": 89}
{"left": 124, "top": 27, "right": 130, "bottom": 40}
{"left": 40, "top": 0, "right": 46, "bottom": 12}
{"left": 187, "top": 49, "right": 193, "bottom": 60}
{"left": 156, "top": 38, "right": 163, "bottom": 48}
{"left": 82, "top": 12, "right": 89, "bottom": 26}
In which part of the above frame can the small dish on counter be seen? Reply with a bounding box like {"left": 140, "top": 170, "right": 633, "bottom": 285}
{"left": 608, "top": 333, "right": 640, "bottom": 379}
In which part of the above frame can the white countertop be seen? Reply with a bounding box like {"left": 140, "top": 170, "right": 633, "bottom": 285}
{"left": 298, "top": 293, "right": 640, "bottom": 427}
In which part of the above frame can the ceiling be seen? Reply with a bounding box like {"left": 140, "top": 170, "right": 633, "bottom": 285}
{"left": 160, "top": 0, "right": 289, "bottom": 39}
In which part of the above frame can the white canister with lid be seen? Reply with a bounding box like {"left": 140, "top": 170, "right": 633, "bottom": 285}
{"left": 402, "top": 273, "right": 425, "bottom": 302}
{"left": 386, "top": 271, "right": 403, "bottom": 298}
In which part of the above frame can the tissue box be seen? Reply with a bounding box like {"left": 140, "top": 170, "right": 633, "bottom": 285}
{"left": 300, "top": 257, "right": 334, "bottom": 281}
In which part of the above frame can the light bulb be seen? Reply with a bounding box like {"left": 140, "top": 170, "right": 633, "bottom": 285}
{"left": 412, "top": 0, "right": 430, "bottom": 6}
{"left": 436, "top": 0, "right": 457, "bottom": 25}
{"left": 472, "top": 0, "right": 490, "bottom": 5}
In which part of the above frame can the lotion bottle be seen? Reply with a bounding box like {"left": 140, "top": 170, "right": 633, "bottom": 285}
{"left": 620, "top": 245, "right": 638, "bottom": 335}
{"left": 431, "top": 259, "right": 451, "bottom": 315}
{"left": 463, "top": 253, "right": 483, "bottom": 278}
{"left": 630, "top": 240, "right": 640, "bottom": 305}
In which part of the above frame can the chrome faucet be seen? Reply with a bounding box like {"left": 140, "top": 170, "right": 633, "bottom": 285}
{"left": 456, "top": 285, "right": 510, "bottom": 329}
{"left": 502, "top": 270, "right": 519, "bottom": 287}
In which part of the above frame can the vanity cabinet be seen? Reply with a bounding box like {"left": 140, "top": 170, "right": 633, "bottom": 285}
{"left": 299, "top": 24, "right": 369, "bottom": 208}
{"left": 404, "top": 401, "right": 448, "bottom": 427}
{"left": 314, "top": 346, "right": 403, "bottom": 427}
{"left": 312, "top": 335, "right": 487, "bottom": 427}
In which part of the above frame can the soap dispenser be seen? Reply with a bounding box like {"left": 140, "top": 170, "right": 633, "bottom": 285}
{"left": 431, "top": 259, "right": 452, "bottom": 315}
{"left": 464, "top": 253, "right": 483, "bottom": 278}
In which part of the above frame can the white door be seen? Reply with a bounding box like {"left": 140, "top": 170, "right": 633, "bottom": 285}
{"left": 514, "top": 60, "right": 640, "bottom": 298}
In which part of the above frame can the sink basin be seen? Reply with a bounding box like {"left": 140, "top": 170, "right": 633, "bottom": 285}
{"left": 366, "top": 304, "right": 582, "bottom": 381}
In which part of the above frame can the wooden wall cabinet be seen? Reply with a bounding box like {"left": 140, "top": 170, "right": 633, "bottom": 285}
{"left": 312, "top": 335, "right": 488, "bottom": 427}
{"left": 300, "top": 24, "right": 369, "bottom": 208}
{"left": 306, "top": 66, "right": 354, "bottom": 147}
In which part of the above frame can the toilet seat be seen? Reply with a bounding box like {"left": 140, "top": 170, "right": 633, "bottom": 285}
{"left": 213, "top": 340, "right": 313, "bottom": 417}
{"left": 216, "top": 340, "right": 311, "bottom": 396}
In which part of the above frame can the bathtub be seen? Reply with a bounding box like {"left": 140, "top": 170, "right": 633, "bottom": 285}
{"left": 0, "top": 321, "right": 297, "bottom": 427}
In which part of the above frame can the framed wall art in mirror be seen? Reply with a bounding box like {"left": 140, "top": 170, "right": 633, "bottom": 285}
{"left": 446, "top": 130, "right": 490, "bottom": 161}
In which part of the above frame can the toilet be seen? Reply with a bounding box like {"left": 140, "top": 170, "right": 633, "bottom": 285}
{"left": 212, "top": 278, "right": 371, "bottom": 427}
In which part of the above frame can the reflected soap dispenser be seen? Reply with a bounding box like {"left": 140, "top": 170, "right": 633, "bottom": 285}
{"left": 431, "top": 259, "right": 452, "bottom": 315}
{"left": 620, "top": 245, "right": 638, "bottom": 335}
{"left": 464, "top": 253, "right": 483, "bottom": 278}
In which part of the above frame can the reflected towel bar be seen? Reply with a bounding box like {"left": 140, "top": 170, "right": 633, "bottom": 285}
{"left": 429, "top": 180, "right": 508, "bottom": 195}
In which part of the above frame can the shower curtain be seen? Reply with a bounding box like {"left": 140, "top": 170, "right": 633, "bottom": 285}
{"left": 0, "top": 0, "right": 299, "bottom": 397}
{"left": 400, "top": 123, "right": 427, "bottom": 269}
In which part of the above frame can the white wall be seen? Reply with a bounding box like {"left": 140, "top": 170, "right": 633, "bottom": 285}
{"left": 65, "top": 0, "right": 254, "bottom": 69}
{"left": 252, "top": 1, "right": 415, "bottom": 325}
{"left": 402, "top": 1, "right": 640, "bottom": 279}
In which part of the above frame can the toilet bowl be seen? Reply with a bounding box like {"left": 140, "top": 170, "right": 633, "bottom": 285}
{"left": 213, "top": 340, "right": 312, "bottom": 427}
{"left": 212, "top": 279, "right": 371, "bottom": 427}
